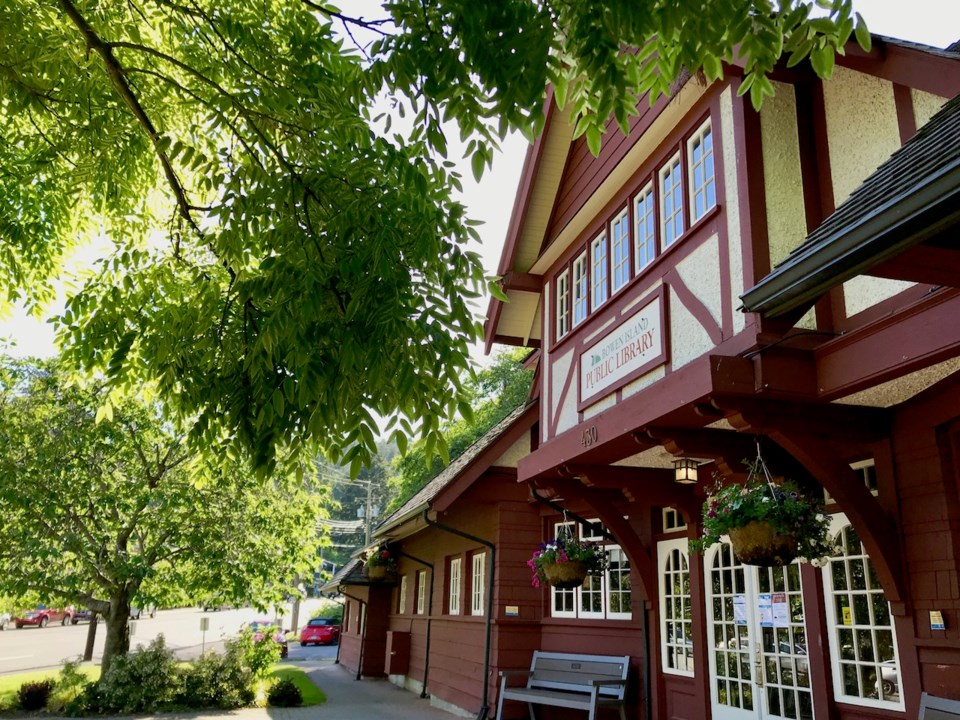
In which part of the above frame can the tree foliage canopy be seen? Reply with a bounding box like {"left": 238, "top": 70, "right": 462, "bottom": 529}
{"left": 0, "top": 0, "right": 866, "bottom": 471}
{"left": 0, "top": 357, "right": 322, "bottom": 668}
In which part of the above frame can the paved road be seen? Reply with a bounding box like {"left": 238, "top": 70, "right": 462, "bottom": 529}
{"left": 0, "top": 602, "right": 338, "bottom": 675}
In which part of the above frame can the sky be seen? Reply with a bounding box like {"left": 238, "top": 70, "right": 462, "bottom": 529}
{"left": 1, "top": 0, "right": 957, "bottom": 359}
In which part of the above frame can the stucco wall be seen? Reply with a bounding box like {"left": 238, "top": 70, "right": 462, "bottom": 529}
{"left": 843, "top": 276, "right": 915, "bottom": 317}
{"left": 760, "top": 82, "right": 806, "bottom": 268}
{"left": 912, "top": 88, "right": 947, "bottom": 130}
{"left": 823, "top": 66, "right": 900, "bottom": 206}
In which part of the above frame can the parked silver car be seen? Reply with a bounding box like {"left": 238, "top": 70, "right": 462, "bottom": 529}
{"left": 0, "top": 612, "right": 9, "bottom": 631}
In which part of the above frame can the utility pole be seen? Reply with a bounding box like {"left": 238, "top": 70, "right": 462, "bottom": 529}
{"left": 364, "top": 480, "right": 373, "bottom": 546}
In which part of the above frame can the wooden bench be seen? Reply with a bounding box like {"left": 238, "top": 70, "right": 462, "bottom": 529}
{"left": 496, "top": 651, "right": 629, "bottom": 720}
{"left": 920, "top": 692, "right": 960, "bottom": 720}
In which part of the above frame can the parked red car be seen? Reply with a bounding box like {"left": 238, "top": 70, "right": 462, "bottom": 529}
{"left": 14, "top": 606, "right": 75, "bottom": 628}
{"left": 299, "top": 617, "right": 340, "bottom": 646}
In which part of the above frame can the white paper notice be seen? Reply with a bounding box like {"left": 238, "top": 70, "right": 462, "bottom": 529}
{"left": 772, "top": 593, "right": 790, "bottom": 628}
{"left": 734, "top": 594, "right": 747, "bottom": 626}
{"left": 758, "top": 593, "right": 773, "bottom": 627}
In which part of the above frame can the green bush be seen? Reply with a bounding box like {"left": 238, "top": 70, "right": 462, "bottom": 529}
{"left": 230, "top": 627, "right": 281, "bottom": 679}
{"left": 312, "top": 603, "right": 343, "bottom": 624}
{"left": 17, "top": 679, "right": 54, "bottom": 711}
{"left": 65, "top": 682, "right": 103, "bottom": 717}
{"left": 178, "top": 651, "right": 254, "bottom": 709}
{"left": 267, "top": 678, "right": 302, "bottom": 707}
{"left": 97, "top": 636, "right": 180, "bottom": 714}
{"left": 46, "top": 661, "right": 90, "bottom": 714}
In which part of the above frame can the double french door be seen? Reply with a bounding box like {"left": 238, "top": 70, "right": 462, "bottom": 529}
{"left": 707, "top": 543, "right": 813, "bottom": 720}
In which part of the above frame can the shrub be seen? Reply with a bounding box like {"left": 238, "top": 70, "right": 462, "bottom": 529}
{"left": 267, "top": 678, "right": 302, "bottom": 707}
{"left": 46, "top": 661, "right": 89, "bottom": 714}
{"left": 97, "top": 636, "right": 180, "bottom": 714}
{"left": 229, "top": 627, "right": 281, "bottom": 679}
{"left": 17, "top": 679, "right": 54, "bottom": 711}
{"left": 178, "top": 651, "right": 254, "bottom": 709}
{"left": 65, "top": 682, "right": 103, "bottom": 717}
{"left": 312, "top": 603, "right": 343, "bottom": 624}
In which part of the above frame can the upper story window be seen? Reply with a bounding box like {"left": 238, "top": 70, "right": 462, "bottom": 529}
{"left": 556, "top": 269, "right": 570, "bottom": 340}
{"left": 550, "top": 520, "right": 631, "bottom": 621}
{"left": 688, "top": 120, "right": 716, "bottom": 222}
{"left": 471, "top": 552, "right": 485, "bottom": 616}
{"left": 573, "top": 252, "right": 588, "bottom": 326}
{"left": 591, "top": 233, "right": 609, "bottom": 309}
{"left": 448, "top": 557, "right": 462, "bottom": 615}
{"left": 611, "top": 208, "right": 631, "bottom": 294}
{"left": 660, "top": 154, "right": 684, "bottom": 247}
{"left": 634, "top": 183, "right": 656, "bottom": 274}
{"left": 550, "top": 112, "right": 719, "bottom": 346}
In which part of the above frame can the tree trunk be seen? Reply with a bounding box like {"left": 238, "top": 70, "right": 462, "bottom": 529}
{"left": 101, "top": 592, "right": 132, "bottom": 676}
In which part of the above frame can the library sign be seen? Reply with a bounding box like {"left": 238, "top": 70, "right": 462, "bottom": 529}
{"left": 579, "top": 292, "right": 665, "bottom": 407}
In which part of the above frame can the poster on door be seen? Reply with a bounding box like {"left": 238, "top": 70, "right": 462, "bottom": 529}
{"left": 772, "top": 593, "right": 790, "bottom": 628}
{"left": 758, "top": 593, "right": 773, "bottom": 627}
{"left": 734, "top": 594, "right": 747, "bottom": 626}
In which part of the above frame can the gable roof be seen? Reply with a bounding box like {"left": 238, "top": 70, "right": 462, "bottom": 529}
{"left": 373, "top": 401, "right": 538, "bottom": 538}
{"left": 741, "top": 91, "right": 960, "bottom": 317}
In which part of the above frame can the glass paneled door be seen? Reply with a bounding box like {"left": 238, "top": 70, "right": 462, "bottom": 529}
{"left": 707, "top": 544, "right": 813, "bottom": 720}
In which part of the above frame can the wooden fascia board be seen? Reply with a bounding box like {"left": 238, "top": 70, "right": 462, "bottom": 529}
{"left": 813, "top": 288, "right": 960, "bottom": 399}
{"left": 430, "top": 403, "right": 538, "bottom": 514}
{"left": 838, "top": 38, "right": 960, "bottom": 98}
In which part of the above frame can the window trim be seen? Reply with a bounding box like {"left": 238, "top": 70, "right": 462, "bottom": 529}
{"left": 416, "top": 570, "right": 427, "bottom": 615}
{"left": 398, "top": 574, "right": 407, "bottom": 614}
{"left": 659, "top": 152, "right": 685, "bottom": 248}
{"left": 471, "top": 552, "right": 485, "bottom": 616}
{"left": 658, "top": 538, "right": 694, "bottom": 677}
{"left": 822, "top": 513, "right": 904, "bottom": 710}
{"left": 555, "top": 270, "right": 571, "bottom": 340}
{"left": 572, "top": 251, "right": 588, "bottom": 327}
{"left": 634, "top": 182, "right": 657, "bottom": 275}
{"left": 590, "top": 232, "right": 609, "bottom": 310}
{"left": 448, "top": 557, "right": 462, "bottom": 615}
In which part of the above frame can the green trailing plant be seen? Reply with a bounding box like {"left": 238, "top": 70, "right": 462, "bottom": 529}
{"left": 527, "top": 535, "right": 606, "bottom": 589}
{"left": 17, "top": 679, "right": 54, "bottom": 712}
{"left": 690, "top": 464, "right": 835, "bottom": 564}
{"left": 267, "top": 678, "right": 303, "bottom": 707}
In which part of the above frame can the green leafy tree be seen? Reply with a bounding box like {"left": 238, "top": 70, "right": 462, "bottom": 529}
{"left": 0, "top": 358, "right": 323, "bottom": 673}
{"left": 387, "top": 348, "right": 532, "bottom": 511}
{"left": 0, "top": 0, "right": 868, "bottom": 472}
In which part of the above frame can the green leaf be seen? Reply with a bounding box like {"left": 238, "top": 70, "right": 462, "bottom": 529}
{"left": 854, "top": 13, "right": 872, "bottom": 52}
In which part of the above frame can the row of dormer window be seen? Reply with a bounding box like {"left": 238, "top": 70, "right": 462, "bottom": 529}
{"left": 555, "top": 117, "right": 717, "bottom": 343}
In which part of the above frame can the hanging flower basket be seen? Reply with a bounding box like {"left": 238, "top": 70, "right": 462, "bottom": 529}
{"left": 540, "top": 560, "right": 589, "bottom": 589}
{"left": 366, "top": 564, "right": 396, "bottom": 582}
{"left": 689, "top": 448, "right": 836, "bottom": 567}
{"left": 528, "top": 534, "right": 606, "bottom": 589}
{"left": 728, "top": 521, "right": 799, "bottom": 567}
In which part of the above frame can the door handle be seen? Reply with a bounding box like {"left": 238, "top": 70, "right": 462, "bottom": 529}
{"left": 754, "top": 642, "right": 764, "bottom": 688}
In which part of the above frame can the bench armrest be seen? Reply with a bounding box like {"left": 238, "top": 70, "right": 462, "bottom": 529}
{"left": 591, "top": 680, "right": 627, "bottom": 688}
{"left": 499, "top": 670, "right": 534, "bottom": 681}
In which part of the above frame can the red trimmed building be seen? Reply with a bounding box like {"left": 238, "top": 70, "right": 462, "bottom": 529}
{"left": 337, "top": 33, "right": 960, "bottom": 720}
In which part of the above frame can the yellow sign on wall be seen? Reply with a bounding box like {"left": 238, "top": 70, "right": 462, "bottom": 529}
{"left": 842, "top": 607, "right": 852, "bottom": 625}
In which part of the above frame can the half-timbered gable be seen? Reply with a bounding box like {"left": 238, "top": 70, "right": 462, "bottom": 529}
{"left": 485, "top": 31, "right": 960, "bottom": 720}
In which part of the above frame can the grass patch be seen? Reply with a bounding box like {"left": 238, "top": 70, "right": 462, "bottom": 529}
{"left": 0, "top": 666, "right": 100, "bottom": 711}
{"left": 265, "top": 664, "right": 325, "bottom": 706}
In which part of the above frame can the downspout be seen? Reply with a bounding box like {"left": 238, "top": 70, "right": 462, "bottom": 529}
{"left": 343, "top": 592, "right": 367, "bottom": 680}
{"left": 331, "top": 596, "right": 346, "bottom": 665}
{"left": 397, "top": 549, "right": 435, "bottom": 698}
{"left": 530, "top": 487, "right": 653, "bottom": 720}
{"left": 422, "top": 510, "right": 495, "bottom": 720}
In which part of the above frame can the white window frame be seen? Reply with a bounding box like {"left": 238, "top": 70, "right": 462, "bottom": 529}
{"left": 448, "top": 557, "right": 462, "bottom": 615}
{"left": 687, "top": 119, "right": 716, "bottom": 223}
{"left": 590, "top": 233, "right": 609, "bottom": 309}
{"left": 572, "top": 252, "right": 588, "bottom": 326}
{"left": 610, "top": 207, "right": 631, "bottom": 293}
{"left": 398, "top": 575, "right": 407, "bottom": 614}
{"left": 634, "top": 183, "right": 656, "bottom": 274}
{"left": 471, "top": 553, "right": 485, "bottom": 616}
{"left": 556, "top": 270, "right": 570, "bottom": 339}
{"left": 823, "top": 513, "right": 904, "bottom": 710}
{"left": 416, "top": 570, "right": 427, "bottom": 614}
{"left": 548, "top": 519, "right": 632, "bottom": 621}
{"left": 658, "top": 538, "right": 694, "bottom": 676}
{"left": 825, "top": 460, "right": 878, "bottom": 504}
{"left": 662, "top": 507, "right": 688, "bottom": 532}
{"left": 660, "top": 154, "right": 684, "bottom": 248}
